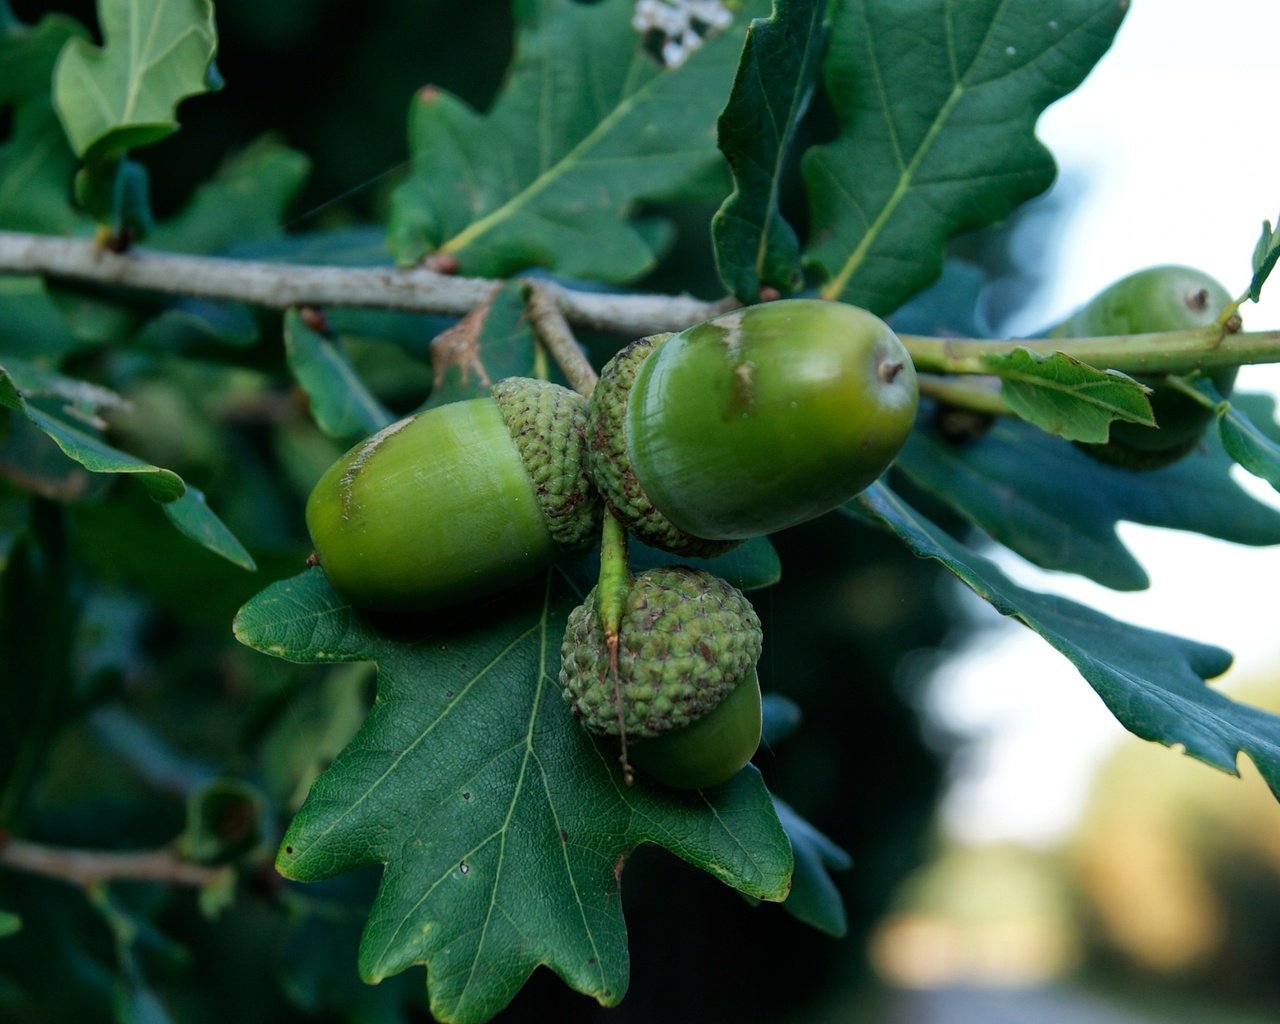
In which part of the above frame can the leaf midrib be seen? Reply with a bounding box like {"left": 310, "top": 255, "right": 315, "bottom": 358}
{"left": 439, "top": 55, "right": 671, "bottom": 256}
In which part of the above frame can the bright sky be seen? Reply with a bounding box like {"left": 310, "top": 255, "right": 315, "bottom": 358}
{"left": 925, "top": 0, "right": 1280, "bottom": 846}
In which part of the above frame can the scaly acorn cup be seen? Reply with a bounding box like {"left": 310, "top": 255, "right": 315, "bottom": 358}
{"left": 1053, "top": 265, "right": 1237, "bottom": 469}
{"left": 588, "top": 300, "right": 919, "bottom": 555}
{"left": 559, "top": 566, "right": 763, "bottom": 790}
{"left": 306, "top": 378, "right": 600, "bottom": 612}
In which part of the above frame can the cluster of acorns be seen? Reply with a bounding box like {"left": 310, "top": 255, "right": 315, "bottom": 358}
{"left": 304, "top": 299, "right": 920, "bottom": 789}
{"left": 302, "top": 268, "right": 1233, "bottom": 790}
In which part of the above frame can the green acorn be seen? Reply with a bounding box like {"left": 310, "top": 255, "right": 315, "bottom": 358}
{"left": 1054, "top": 265, "right": 1236, "bottom": 469}
{"left": 588, "top": 299, "right": 919, "bottom": 555}
{"left": 559, "top": 566, "right": 763, "bottom": 790}
{"left": 306, "top": 378, "right": 600, "bottom": 611}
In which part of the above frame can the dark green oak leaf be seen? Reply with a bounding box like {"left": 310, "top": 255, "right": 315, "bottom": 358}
{"left": 773, "top": 796, "right": 850, "bottom": 937}
{"left": 388, "top": 0, "right": 768, "bottom": 281}
{"left": 852, "top": 483, "right": 1280, "bottom": 801}
{"left": 233, "top": 568, "right": 792, "bottom": 1024}
{"left": 895, "top": 404, "right": 1280, "bottom": 591}
{"left": 0, "top": 361, "right": 254, "bottom": 569}
{"left": 804, "top": 0, "right": 1125, "bottom": 313}
{"left": 52, "top": 0, "right": 221, "bottom": 162}
{"left": 712, "top": 0, "right": 826, "bottom": 300}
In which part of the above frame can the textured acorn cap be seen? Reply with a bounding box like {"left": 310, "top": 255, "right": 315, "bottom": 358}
{"left": 559, "top": 566, "right": 762, "bottom": 739}
{"left": 491, "top": 377, "right": 601, "bottom": 553}
{"left": 587, "top": 336, "right": 738, "bottom": 558}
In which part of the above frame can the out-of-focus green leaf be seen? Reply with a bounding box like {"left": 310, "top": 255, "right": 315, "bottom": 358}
{"left": 388, "top": 0, "right": 767, "bottom": 281}
{"left": 0, "top": 279, "right": 88, "bottom": 361}
{"left": 1197, "top": 382, "right": 1280, "bottom": 491}
{"left": 0, "top": 910, "right": 19, "bottom": 938}
{"left": 1249, "top": 214, "right": 1280, "bottom": 302}
{"left": 259, "top": 663, "right": 373, "bottom": 811}
{"left": 73, "top": 153, "right": 154, "bottom": 235}
{"left": 148, "top": 136, "right": 310, "bottom": 254}
{"left": 0, "top": 7, "right": 87, "bottom": 104}
{"left": 52, "top": 0, "right": 221, "bottom": 161}
{"left": 283, "top": 309, "right": 394, "bottom": 443}
{"left": 804, "top": 0, "right": 1124, "bottom": 313}
{"left": 712, "top": 0, "right": 826, "bottom": 300}
{"left": 895, "top": 404, "right": 1280, "bottom": 591}
{"left": 88, "top": 885, "right": 185, "bottom": 1024}
{"left": 0, "top": 362, "right": 254, "bottom": 569}
{"left": 981, "top": 348, "right": 1153, "bottom": 442}
{"left": 773, "top": 797, "right": 850, "bottom": 937}
{"left": 136, "top": 298, "right": 260, "bottom": 350}
{"left": 853, "top": 484, "right": 1280, "bottom": 803}
{"left": 0, "top": 102, "right": 86, "bottom": 234}
{"left": 0, "top": 8, "right": 91, "bottom": 234}
{"left": 234, "top": 568, "right": 792, "bottom": 1024}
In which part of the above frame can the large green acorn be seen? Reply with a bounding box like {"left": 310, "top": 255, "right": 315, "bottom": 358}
{"left": 306, "top": 378, "right": 600, "bottom": 611}
{"left": 588, "top": 300, "right": 919, "bottom": 555}
{"left": 1053, "top": 265, "right": 1236, "bottom": 469}
{"left": 560, "top": 566, "right": 763, "bottom": 790}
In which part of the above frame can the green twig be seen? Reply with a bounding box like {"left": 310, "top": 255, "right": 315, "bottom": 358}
{"left": 917, "top": 374, "right": 1010, "bottom": 416}
{"left": 901, "top": 323, "right": 1280, "bottom": 378}
{"left": 524, "top": 283, "right": 599, "bottom": 396}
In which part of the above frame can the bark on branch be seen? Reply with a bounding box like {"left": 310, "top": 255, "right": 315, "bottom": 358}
{"left": 0, "top": 230, "right": 734, "bottom": 338}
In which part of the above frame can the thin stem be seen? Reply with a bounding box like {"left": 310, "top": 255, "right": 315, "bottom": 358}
{"left": 0, "top": 230, "right": 732, "bottom": 337}
{"left": 595, "top": 510, "right": 634, "bottom": 786}
{"left": 917, "top": 374, "right": 1010, "bottom": 416}
{"left": 0, "top": 836, "right": 226, "bottom": 889}
{"left": 10, "top": 229, "right": 1280, "bottom": 375}
{"left": 524, "top": 283, "right": 598, "bottom": 396}
{"left": 1163, "top": 373, "right": 1224, "bottom": 411}
{"left": 902, "top": 324, "right": 1280, "bottom": 377}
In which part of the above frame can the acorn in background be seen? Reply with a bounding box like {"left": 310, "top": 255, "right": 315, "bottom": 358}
{"left": 1054, "top": 265, "right": 1236, "bottom": 469}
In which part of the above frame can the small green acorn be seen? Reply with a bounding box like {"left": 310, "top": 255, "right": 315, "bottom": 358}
{"left": 559, "top": 566, "right": 763, "bottom": 790}
{"left": 588, "top": 299, "right": 919, "bottom": 555}
{"left": 1054, "top": 265, "right": 1236, "bottom": 469}
{"left": 306, "top": 378, "right": 600, "bottom": 611}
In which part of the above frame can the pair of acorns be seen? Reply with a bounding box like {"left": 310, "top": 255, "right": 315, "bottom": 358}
{"left": 305, "top": 299, "right": 921, "bottom": 789}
